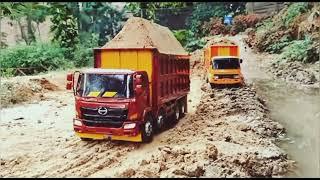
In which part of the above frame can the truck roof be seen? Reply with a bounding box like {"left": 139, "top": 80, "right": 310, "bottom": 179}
{"left": 82, "top": 68, "right": 135, "bottom": 74}
{"left": 212, "top": 56, "right": 239, "bottom": 59}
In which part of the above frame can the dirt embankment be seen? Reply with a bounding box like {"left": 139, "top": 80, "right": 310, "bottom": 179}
{"left": 267, "top": 60, "right": 320, "bottom": 87}
{"left": 115, "top": 82, "right": 294, "bottom": 177}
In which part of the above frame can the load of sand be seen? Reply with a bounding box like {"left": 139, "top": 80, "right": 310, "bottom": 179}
{"left": 103, "top": 17, "right": 188, "bottom": 56}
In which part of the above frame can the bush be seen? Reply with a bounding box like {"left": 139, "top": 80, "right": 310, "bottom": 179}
{"left": 282, "top": 2, "right": 309, "bottom": 27}
{"left": 185, "top": 37, "right": 206, "bottom": 52}
{"left": 173, "top": 29, "right": 190, "bottom": 47}
{"left": 187, "top": 3, "right": 229, "bottom": 38}
{"left": 265, "top": 35, "right": 292, "bottom": 53}
{"left": 0, "top": 43, "right": 71, "bottom": 74}
{"left": 231, "top": 14, "right": 263, "bottom": 34}
{"left": 278, "top": 36, "right": 318, "bottom": 63}
{"left": 72, "top": 32, "right": 98, "bottom": 67}
{"left": 202, "top": 17, "right": 228, "bottom": 36}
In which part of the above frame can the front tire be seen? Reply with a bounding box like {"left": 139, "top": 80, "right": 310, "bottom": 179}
{"left": 141, "top": 114, "right": 154, "bottom": 143}
{"left": 173, "top": 104, "right": 180, "bottom": 123}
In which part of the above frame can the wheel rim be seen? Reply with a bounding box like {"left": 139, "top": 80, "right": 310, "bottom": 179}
{"left": 175, "top": 106, "right": 179, "bottom": 120}
{"left": 181, "top": 104, "right": 185, "bottom": 114}
{"left": 157, "top": 115, "right": 164, "bottom": 129}
{"left": 145, "top": 121, "right": 152, "bottom": 136}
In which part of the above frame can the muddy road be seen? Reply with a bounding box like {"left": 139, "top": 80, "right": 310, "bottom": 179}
{"left": 0, "top": 36, "right": 318, "bottom": 177}
{"left": 229, "top": 35, "right": 320, "bottom": 177}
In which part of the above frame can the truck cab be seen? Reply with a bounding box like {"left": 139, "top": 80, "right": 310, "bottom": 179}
{"left": 66, "top": 68, "right": 154, "bottom": 143}
{"left": 203, "top": 42, "right": 244, "bottom": 88}
{"left": 207, "top": 56, "right": 244, "bottom": 88}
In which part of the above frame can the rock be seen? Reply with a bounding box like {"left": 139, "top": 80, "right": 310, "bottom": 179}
{"left": 173, "top": 169, "right": 188, "bottom": 176}
{"left": 159, "top": 162, "right": 167, "bottom": 172}
{"left": 206, "top": 144, "right": 218, "bottom": 160}
{"left": 120, "top": 168, "right": 136, "bottom": 177}
{"left": 140, "top": 160, "right": 149, "bottom": 166}
{"left": 37, "top": 120, "right": 42, "bottom": 124}
{"left": 185, "top": 165, "right": 205, "bottom": 177}
{"left": 237, "top": 124, "right": 251, "bottom": 132}
{"left": 14, "top": 117, "right": 24, "bottom": 120}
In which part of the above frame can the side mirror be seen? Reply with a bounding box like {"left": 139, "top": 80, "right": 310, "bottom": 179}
{"left": 67, "top": 73, "right": 73, "bottom": 81}
{"left": 134, "top": 84, "right": 143, "bottom": 95}
{"left": 66, "top": 81, "right": 73, "bottom": 90}
{"left": 240, "top": 59, "right": 243, "bottom": 63}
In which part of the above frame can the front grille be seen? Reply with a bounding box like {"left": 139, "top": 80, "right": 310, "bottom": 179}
{"left": 80, "top": 107, "right": 128, "bottom": 128}
{"left": 218, "top": 74, "right": 236, "bottom": 79}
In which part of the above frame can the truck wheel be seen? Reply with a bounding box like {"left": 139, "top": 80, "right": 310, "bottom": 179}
{"left": 173, "top": 104, "right": 180, "bottom": 123}
{"left": 210, "top": 83, "right": 215, "bottom": 89}
{"left": 155, "top": 110, "right": 165, "bottom": 133}
{"left": 80, "top": 138, "right": 93, "bottom": 141}
{"left": 179, "top": 101, "right": 186, "bottom": 118}
{"left": 141, "top": 114, "right": 154, "bottom": 143}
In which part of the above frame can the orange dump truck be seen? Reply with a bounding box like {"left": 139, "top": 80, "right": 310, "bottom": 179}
{"left": 203, "top": 40, "right": 244, "bottom": 88}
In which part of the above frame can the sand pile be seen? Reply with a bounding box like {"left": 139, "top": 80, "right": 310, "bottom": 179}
{"left": 103, "top": 17, "right": 188, "bottom": 56}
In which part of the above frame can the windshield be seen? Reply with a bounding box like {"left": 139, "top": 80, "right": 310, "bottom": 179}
{"left": 76, "top": 73, "right": 133, "bottom": 98}
{"left": 213, "top": 58, "right": 240, "bottom": 69}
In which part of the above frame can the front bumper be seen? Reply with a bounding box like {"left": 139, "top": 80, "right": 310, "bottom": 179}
{"left": 73, "top": 118, "right": 142, "bottom": 142}
{"left": 210, "top": 78, "right": 243, "bottom": 84}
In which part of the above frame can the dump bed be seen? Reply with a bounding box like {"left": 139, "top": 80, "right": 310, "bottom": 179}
{"left": 204, "top": 44, "right": 239, "bottom": 69}
{"left": 93, "top": 48, "right": 189, "bottom": 111}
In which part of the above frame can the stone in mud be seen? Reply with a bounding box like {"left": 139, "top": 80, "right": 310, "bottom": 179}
{"left": 120, "top": 168, "right": 136, "bottom": 177}
{"left": 173, "top": 169, "right": 188, "bottom": 176}
{"left": 206, "top": 144, "right": 218, "bottom": 161}
{"left": 185, "top": 165, "right": 205, "bottom": 177}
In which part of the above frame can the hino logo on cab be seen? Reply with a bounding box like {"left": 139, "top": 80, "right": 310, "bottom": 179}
{"left": 98, "top": 107, "right": 108, "bottom": 115}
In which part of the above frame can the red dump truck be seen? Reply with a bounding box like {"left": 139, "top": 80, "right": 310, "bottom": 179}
{"left": 66, "top": 17, "right": 190, "bottom": 143}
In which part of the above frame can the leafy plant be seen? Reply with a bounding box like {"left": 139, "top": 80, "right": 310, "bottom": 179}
{"left": 278, "top": 36, "right": 318, "bottom": 63}
{"left": 0, "top": 43, "right": 71, "bottom": 74}
{"left": 202, "top": 17, "right": 228, "bottom": 36}
{"left": 173, "top": 29, "right": 190, "bottom": 47}
{"left": 231, "top": 14, "right": 263, "bottom": 34}
{"left": 282, "top": 2, "right": 308, "bottom": 27}
{"left": 265, "top": 35, "right": 292, "bottom": 53}
{"left": 50, "top": 2, "right": 79, "bottom": 59}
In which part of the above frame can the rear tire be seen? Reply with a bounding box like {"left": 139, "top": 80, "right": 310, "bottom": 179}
{"left": 179, "top": 100, "right": 186, "bottom": 118}
{"left": 141, "top": 114, "right": 154, "bottom": 143}
{"left": 173, "top": 104, "right": 180, "bottom": 123}
{"left": 210, "top": 83, "right": 216, "bottom": 89}
{"left": 155, "top": 110, "right": 165, "bottom": 133}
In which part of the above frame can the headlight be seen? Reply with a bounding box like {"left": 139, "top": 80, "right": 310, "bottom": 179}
{"left": 233, "top": 75, "right": 240, "bottom": 79}
{"left": 214, "top": 75, "right": 219, "bottom": 79}
{"left": 74, "top": 119, "right": 82, "bottom": 126}
{"left": 124, "top": 123, "right": 136, "bottom": 129}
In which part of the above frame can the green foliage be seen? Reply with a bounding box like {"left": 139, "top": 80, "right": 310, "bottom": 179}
{"left": 185, "top": 37, "right": 206, "bottom": 52}
{"left": 79, "top": 2, "right": 124, "bottom": 46}
{"left": 278, "top": 36, "right": 318, "bottom": 63}
{"left": 125, "top": 2, "right": 188, "bottom": 21}
{"left": 265, "top": 36, "right": 292, "bottom": 54}
{"left": 73, "top": 32, "right": 99, "bottom": 67}
{"left": 282, "top": 2, "right": 308, "bottom": 27}
{"left": 186, "top": 2, "right": 246, "bottom": 38}
{"left": 173, "top": 29, "right": 190, "bottom": 47}
{"left": 50, "top": 2, "right": 79, "bottom": 59}
{"left": 187, "top": 3, "right": 228, "bottom": 38}
{"left": 0, "top": 43, "right": 71, "bottom": 72}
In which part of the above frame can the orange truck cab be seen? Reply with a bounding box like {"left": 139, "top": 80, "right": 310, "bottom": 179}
{"left": 204, "top": 42, "right": 244, "bottom": 88}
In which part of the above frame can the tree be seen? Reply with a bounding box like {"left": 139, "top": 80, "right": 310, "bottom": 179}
{"left": 0, "top": 2, "right": 49, "bottom": 45}
{"left": 75, "top": 2, "right": 124, "bottom": 46}
{"left": 49, "top": 2, "right": 79, "bottom": 58}
{"left": 125, "top": 2, "right": 189, "bottom": 21}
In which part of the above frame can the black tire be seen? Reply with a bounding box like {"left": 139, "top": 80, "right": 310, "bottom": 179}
{"left": 173, "top": 104, "right": 180, "bottom": 123}
{"left": 210, "top": 83, "right": 215, "bottom": 89}
{"left": 80, "top": 138, "right": 93, "bottom": 141}
{"left": 141, "top": 114, "right": 154, "bottom": 143}
{"left": 155, "top": 110, "right": 165, "bottom": 133}
{"left": 179, "top": 100, "right": 186, "bottom": 118}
